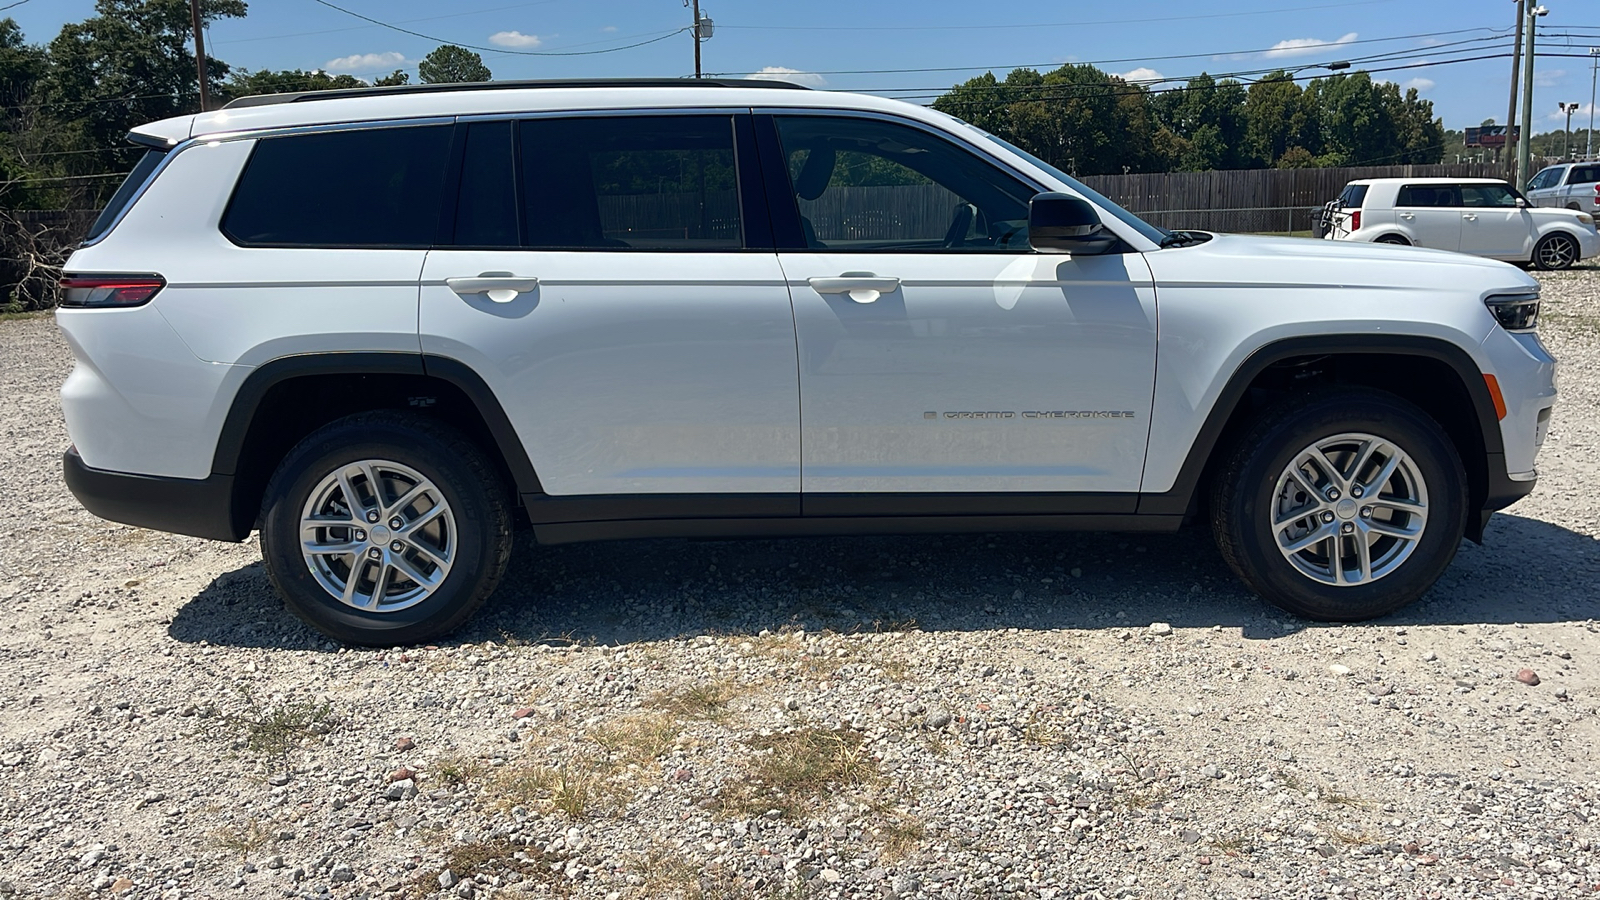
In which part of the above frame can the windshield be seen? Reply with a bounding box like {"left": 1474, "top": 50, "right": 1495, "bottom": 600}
{"left": 980, "top": 134, "right": 1168, "bottom": 245}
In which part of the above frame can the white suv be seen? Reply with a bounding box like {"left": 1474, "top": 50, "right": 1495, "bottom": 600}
{"left": 58, "top": 80, "right": 1556, "bottom": 644}
{"left": 1526, "top": 161, "right": 1600, "bottom": 213}
{"left": 1322, "top": 176, "right": 1598, "bottom": 269}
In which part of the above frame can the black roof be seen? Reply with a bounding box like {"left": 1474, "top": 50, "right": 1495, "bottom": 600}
{"left": 223, "top": 77, "right": 810, "bottom": 110}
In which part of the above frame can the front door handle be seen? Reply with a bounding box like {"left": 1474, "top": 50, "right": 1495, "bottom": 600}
{"left": 1463, "top": 214, "right": 1478, "bottom": 221}
{"left": 446, "top": 272, "right": 540, "bottom": 303}
{"left": 808, "top": 272, "right": 901, "bottom": 304}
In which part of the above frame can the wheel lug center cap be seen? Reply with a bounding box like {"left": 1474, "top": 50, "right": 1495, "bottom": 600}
{"left": 370, "top": 525, "right": 392, "bottom": 543}
{"left": 1335, "top": 499, "right": 1359, "bottom": 521}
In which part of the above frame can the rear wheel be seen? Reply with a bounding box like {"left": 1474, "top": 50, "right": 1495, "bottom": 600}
{"left": 1211, "top": 390, "right": 1467, "bottom": 621}
{"left": 260, "top": 412, "right": 512, "bottom": 645}
{"left": 1375, "top": 235, "right": 1410, "bottom": 246}
{"left": 1533, "top": 233, "right": 1579, "bottom": 270}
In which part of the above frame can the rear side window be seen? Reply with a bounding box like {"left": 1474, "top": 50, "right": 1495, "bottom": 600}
{"left": 85, "top": 147, "right": 167, "bottom": 243}
{"left": 518, "top": 115, "right": 741, "bottom": 250}
{"left": 1396, "top": 184, "right": 1461, "bottom": 208}
{"left": 1337, "top": 183, "right": 1368, "bottom": 209}
{"left": 1568, "top": 165, "right": 1600, "bottom": 185}
{"left": 454, "top": 121, "right": 518, "bottom": 247}
{"left": 223, "top": 125, "right": 453, "bottom": 247}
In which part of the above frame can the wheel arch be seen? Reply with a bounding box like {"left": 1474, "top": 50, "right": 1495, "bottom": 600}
{"left": 1138, "top": 335, "right": 1505, "bottom": 541}
{"left": 212, "top": 353, "right": 539, "bottom": 535}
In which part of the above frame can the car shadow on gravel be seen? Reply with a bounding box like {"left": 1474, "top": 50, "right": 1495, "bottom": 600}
{"left": 170, "top": 512, "right": 1597, "bottom": 650}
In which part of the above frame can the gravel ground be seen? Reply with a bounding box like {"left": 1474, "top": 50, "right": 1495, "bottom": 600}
{"left": 1, "top": 267, "right": 1597, "bottom": 900}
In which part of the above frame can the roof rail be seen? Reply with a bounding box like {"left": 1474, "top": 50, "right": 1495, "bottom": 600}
{"left": 222, "top": 77, "right": 810, "bottom": 110}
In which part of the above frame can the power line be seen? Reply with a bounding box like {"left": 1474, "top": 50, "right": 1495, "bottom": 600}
{"left": 0, "top": 0, "right": 33, "bottom": 11}
{"left": 214, "top": 1, "right": 564, "bottom": 46}
{"left": 715, "top": 0, "right": 1401, "bottom": 32}
{"left": 308, "top": 0, "right": 690, "bottom": 57}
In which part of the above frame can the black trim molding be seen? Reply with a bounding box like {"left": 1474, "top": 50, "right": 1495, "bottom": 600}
{"left": 64, "top": 448, "right": 247, "bottom": 542}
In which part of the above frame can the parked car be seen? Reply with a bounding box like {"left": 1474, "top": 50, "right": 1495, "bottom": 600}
{"left": 1526, "top": 161, "right": 1600, "bottom": 212}
{"left": 1322, "top": 176, "right": 1597, "bottom": 269}
{"left": 58, "top": 80, "right": 1554, "bottom": 644}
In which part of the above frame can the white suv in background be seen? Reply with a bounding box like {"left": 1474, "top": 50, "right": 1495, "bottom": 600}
{"left": 58, "top": 80, "right": 1555, "bottom": 644}
{"left": 1526, "top": 161, "right": 1600, "bottom": 213}
{"left": 1323, "top": 176, "right": 1598, "bottom": 269}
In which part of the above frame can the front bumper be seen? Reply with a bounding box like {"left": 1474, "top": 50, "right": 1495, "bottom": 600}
{"left": 63, "top": 447, "right": 247, "bottom": 542}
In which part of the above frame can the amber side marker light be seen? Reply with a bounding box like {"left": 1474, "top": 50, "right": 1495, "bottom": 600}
{"left": 1483, "top": 374, "right": 1508, "bottom": 421}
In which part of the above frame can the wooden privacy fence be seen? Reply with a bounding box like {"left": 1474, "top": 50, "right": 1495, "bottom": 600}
{"left": 1079, "top": 163, "right": 1505, "bottom": 233}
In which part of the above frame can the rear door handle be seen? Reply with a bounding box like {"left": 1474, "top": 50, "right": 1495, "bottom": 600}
{"left": 1400, "top": 212, "right": 1415, "bottom": 220}
{"left": 808, "top": 272, "right": 901, "bottom": 304}
{"left": 446, "top": 272, "right": 539, "bottom": 303}
{"left": 1463, "top": 214, "right": 1478, "bottom": 221}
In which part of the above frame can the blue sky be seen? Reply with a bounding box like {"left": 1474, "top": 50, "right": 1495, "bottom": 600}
{"left": 13, "top": 0, "right": 1600, "bottom": 136}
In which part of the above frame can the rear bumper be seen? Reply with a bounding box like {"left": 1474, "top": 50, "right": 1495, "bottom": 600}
{"left": 63, "top": 447, "right": 247, "bottom": 542}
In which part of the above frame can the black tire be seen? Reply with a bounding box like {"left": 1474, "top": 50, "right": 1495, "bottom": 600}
{"left": 1375, "top": 235, "right": 1410, "bottom": 246}
{"left": 1533, "top": 232, "right": 1580, "bottom": 270}
{"left": 259, "top": 412, "right": 512, "bottom": 645}
{"left": 1210, "top": 389, "right": 1467, "bottom": 621}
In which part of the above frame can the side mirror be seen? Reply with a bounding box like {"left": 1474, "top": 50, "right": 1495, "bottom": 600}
{"left": 1029, "top": 193, "right": 1117, "bottom": 255}
{"left": 1515, "top": 197, "right": 1528, "bottom": 208}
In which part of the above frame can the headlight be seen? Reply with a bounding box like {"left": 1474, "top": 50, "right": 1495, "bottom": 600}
{"left": 1579, "top": 214, "right": 1595, "bottom": 225}
{"left": 1485, "top": 293, "right": 1539, "bottom": 332}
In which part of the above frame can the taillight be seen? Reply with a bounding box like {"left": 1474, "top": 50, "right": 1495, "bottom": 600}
{"left": 58, "top": 273, "right": 165, "bottom": 308}
{"left": 1350, "top": 210, "right": 1362, "bottom": 231}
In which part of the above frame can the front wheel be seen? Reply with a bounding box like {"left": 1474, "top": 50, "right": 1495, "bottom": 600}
{"left": 1210, "top": 390, "right": 1467, "bottom": 621}
{"left": 1533, "top": 233, "right": 1580, "bottom": 270}
{"left": 259, "top": 412, "right": 512, "bottom": 645}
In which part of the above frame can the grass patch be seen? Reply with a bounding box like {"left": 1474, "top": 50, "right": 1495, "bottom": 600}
{"left": 491, "top": 761, "right": 604, "bottom": 819}
{"left": 210, "top": 818, "right": 272, "bottom": 859}
{"left": 590, "top": 712, "right": 683, "bottom": 768}
{"left": 722, "top": 727, "right": 879, "bottom": 819}
{"left": 0, "top": 309, "right": 50, "bottom": 323}
{"left": 1208, "top": 832, "right": 1254, "bottom": 856}
{"left": 412, "top": 839, "right": 569, "bottom": 898}
{"left": 647, "top": 681, "right": 742, "bottom": 723}
{"left": 221, "top": 695, "right": 335, "bottom": 760}
{"left": 868, "top": 810, "right": 926, "bottom": 862}
{"left": 628, "top": 849, "right": 806, "bottom": 900}
{"left": 431, "top": 755, "right": 483, "bottom": 788}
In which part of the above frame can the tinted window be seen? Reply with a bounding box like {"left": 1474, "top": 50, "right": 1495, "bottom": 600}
{"left": 1337, "top": 183, "right": 1369, "bottom": 209}
{"left": 223, "top": 125, "right": 453, "bottom": 247}
{"left": 518, "top": 116, "right": 740, "bottom": 250}
{"left": 774, "top": 116, "right": 1034, "bottom": 252}
{"left": 1568, "top": 165, "right": 1600, "bottom": 185}
{"left": 1530, "top": 167, "right": 1560, "bottom": 190}
{"left": 86, "top": 148, "right": 167, "bottom": 243}
{"left": 1461, "top": 184, "right": 1519, "bottom": 208}
{"left": 454, "top": 121, "right": 518, "bottom": 247}
{"left": 1396, "top": 184, "right": 1461, "bottom": 208}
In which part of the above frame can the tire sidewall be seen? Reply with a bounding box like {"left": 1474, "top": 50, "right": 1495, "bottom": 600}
{"left": 1534, "top": 234, "right": 1577, "bottom": 270}
{"left": 261, "top": 421, "right": 498, "bottom": 645}
{"left": 1231, "top": 395, "right": 1467, "bottom": 620}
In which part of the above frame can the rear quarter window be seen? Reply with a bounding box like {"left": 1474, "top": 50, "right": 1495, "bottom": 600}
{"left": 1568, "top": 165, "right": 1600, "bottom": 185}
{"left": 1338, "top": 184, "right": 1369, "bottom": 209}
{"left": 84, "top": 147, "right": 167, "bottom": 243}
{"left": 222, "top": 125, "right": 453, "bottom": 248}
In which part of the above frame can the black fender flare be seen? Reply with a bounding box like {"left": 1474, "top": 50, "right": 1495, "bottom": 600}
{"left": 1136, "top": 334, "right": 1508, "bottom": 528}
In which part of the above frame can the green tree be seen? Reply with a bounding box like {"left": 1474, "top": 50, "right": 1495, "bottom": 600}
{"left": 1244, "top": 71, "right": 1319, "bottom": 168}
{"left": 221, "top": 68, "right": 365, "bottom": 103}
{"left": 374, "top": 69, "right": 409, "bottom": 87}
{"left": 417, "top": 45, "right": 490, "bottom": 84}
{"left": 1152, "top": 73, "right": 1250, "bottom": 170}
{"left": 39, "top": 0, "right": 248, "bottom": 156}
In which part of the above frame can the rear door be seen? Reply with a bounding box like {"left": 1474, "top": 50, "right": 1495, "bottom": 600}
{"left": 418, "top": 113, "right": 800, "bottom": 507}
{"left": 1394, "top": 184, "right": 1462, "bottom": 250}
{"left": 1459, "top": 183, "right": 1534, "bottom": 258}
{"left": 1564, "top": 164, "right": 1600, "bottom": 210}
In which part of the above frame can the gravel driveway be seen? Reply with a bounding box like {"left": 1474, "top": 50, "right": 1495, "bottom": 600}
{"left": 1, "top": 268, "right": 1597, "bottom": 900}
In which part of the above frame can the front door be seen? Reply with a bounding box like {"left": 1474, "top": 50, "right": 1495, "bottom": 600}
{"left": 419, "top": 114, "right": 800, "bottom": 501}
{"left": 1458, "top": 182, "right": 1533, "bottom": 259}
{"left": 761, "top": 114, "right": 1157, "bottom": 504}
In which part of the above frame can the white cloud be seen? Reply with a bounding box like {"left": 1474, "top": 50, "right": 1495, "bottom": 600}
{"left": 1546, "top": 102, "right": 1596, "bottom": 121}
{"left": 489, "top": 30, "right": 542, "bottom": 48}
{"left": 746, "top": 66, "right": 827, "bottom": 88}
{"left": 601, "top": 25, "right": 618, "bottom": 32}
{"left": 324, "top": 51, "right": 408, "bottom": 73}
{"left": 1403, "top": 77, "right": 1435, "bottom": 93}
{"left": 1116, "top": 67, "right": 1167, "bottom": 84}
{"left": 1264, "top": 32, "right": 1358, "bottom": 59}
{"left": 1535, "top": 68, "right": 1567, "bottom": 88}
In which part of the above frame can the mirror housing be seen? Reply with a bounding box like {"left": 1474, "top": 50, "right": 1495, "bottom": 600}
{"left": 1029, "top": 192, "right": 1118, "bottom": 255}
{"left": 1515, "top": 197, "right": 1528, "bottom": 208}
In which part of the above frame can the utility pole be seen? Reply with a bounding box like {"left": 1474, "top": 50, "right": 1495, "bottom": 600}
{"left": 1505, "top": 1, "right": 1524, "bottom": 176}
{"left": 1518, "top": 6, "right": 1548, "bottom": 191}
{"left": 1589, "top": 47, "right": 1598, "bottom": 158}
{"left": 684, "top": 1, "right": 713, "bottom": 78}
{"left": 1561, "top": 101, "right": 1579, "bottom": 159}
{"left": 189, "top": 0, "right": 209, "bottom": 112}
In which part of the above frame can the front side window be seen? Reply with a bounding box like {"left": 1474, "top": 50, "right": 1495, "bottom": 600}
{"left": 1396, "top": 184, "right": 1461, "bottom": 208}
{"left": 518, "top": 115, "right": 741, "bottom": 250}
{"left": 1460, "top": 184, "right": 1519, "bottom": 208}
{"left": 1530, "top": 167, "right": 1560, "bottom": 190}
{"left": 223, "top": 125, "right": 453, "bottom": 247}
{"left": 773, "top": 116, "right": 1034, "bottom": 252}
